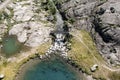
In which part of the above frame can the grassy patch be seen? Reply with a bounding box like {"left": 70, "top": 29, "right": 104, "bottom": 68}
{"left": 37, "top": 40, "right": 51, "bottom": 55}
{"left": 0, "top": 57, "right": 19, "bottom": 80}
{"left": 68, "top": 30, "right": 112, "bottom": 79}
{"left": 0, "top": 41, "right": 51, "bottom": 80}
{"left": 109, "top": 72, "right": 120, "bottom": 80}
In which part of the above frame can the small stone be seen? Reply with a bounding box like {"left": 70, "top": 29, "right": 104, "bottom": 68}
{"left": 0, "top": 74, "right": 5, "bottom": 79}
{"left": 90, "top": 64, "right": 98, "bottom": 72}
{"left": 39, "top": 55, "right": 43, "bottom": 59}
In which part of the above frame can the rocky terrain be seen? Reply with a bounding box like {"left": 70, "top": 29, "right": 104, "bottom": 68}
{"left": 94, "top": 0, "right": 120, "bottom": 65}
{"left": 0, "top": 0, "right": 120, "bottom": 80}
{"left": 53, "top": 0, "right": 120, "bottom": 65}
{"left": 0, "top": 0, "right": 54, "bottom": 47}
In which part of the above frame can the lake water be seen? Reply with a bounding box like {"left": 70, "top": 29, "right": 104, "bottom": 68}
{"left": 2, "top": 35, "right": 21, "bottom": 57}
{"left": 16, "top": 57, "right": 81, "bottom": 80}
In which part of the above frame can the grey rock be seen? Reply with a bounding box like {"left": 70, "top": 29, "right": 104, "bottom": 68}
{"left": 90, "top": 64, "right": 98, "bottom": 72}
{"left": 93, "top": 0, "right": 120, "bottom": 65}
{"left": 56, "top": 0, "right": 120, "bottom": 65}
{"left": 73, "top": 2, "right": 97, "bottom": 17}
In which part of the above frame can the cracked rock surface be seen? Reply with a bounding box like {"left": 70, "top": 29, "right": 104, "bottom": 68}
{"left": 56, "top": 0, "right": 120, "bottom": 65}
{"left": 1, "top": 0, "right": 54, "bottom": 47}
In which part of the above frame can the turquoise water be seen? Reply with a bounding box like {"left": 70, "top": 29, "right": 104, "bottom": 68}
{"left": 18, "top": 57, "right": 81, "bottom": 80}
{"left": 2, "top": 36, "right": 21, "bottom": 57}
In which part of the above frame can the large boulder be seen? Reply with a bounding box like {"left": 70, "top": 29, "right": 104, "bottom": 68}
{"left": 93, "top": 0, "right": 120, "bottom": 65}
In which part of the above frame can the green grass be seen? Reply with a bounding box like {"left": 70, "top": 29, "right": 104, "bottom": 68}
{"left": 68, "top": 30, "right": 113, "bottom": 79}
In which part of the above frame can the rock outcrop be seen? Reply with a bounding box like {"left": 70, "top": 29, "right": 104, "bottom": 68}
{"left": 6, "top": 0, "right": 54, "bottom": 47}
{"left": 9, "top": 22, "right": 53, "bottom": 47}
{"left": 93, "top": 0, "right": 120, "bottom": 65}
{"left": 55, "top": 0, "right": 120, "bottom": 65}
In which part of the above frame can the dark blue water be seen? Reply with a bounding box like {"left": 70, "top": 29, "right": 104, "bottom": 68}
{"left": 18, "top": 57, "right": 81, "bottom": 80}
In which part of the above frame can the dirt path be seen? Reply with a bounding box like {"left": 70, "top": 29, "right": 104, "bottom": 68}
{"left": 101, "top": 64, "right": 120, "bottom": 72}
{"left": 71, "top": 29, "right": 120, "bottom": 72}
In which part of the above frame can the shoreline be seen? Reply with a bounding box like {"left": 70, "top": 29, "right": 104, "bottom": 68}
{"left": 14, "top": 54, "right": 86, "bottom": 80}
{"left": 14, "top": 57, "right": 40, "bottom": 80}
{"left": 0, "top": 41, "right": 51, "bottom": 80}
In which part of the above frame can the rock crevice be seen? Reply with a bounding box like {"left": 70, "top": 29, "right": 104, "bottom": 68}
{"left": 55, "top": 0, "right": 120, "bottom": 65}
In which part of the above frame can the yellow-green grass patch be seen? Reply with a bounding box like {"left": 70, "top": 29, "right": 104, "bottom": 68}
{"left": 68, "top": 30, "right": 112, "bottom": 79}
{"left": 0, "top": 41, "right": 51, "bottom": 80}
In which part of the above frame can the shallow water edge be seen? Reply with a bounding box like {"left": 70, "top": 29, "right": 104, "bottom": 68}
{"left": 15, "top": 55, "right": 86, "bottom": 80}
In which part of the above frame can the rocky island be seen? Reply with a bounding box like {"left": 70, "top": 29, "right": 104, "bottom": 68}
{"left": 0, "top": 0, "right": 120, "bottom": 80}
